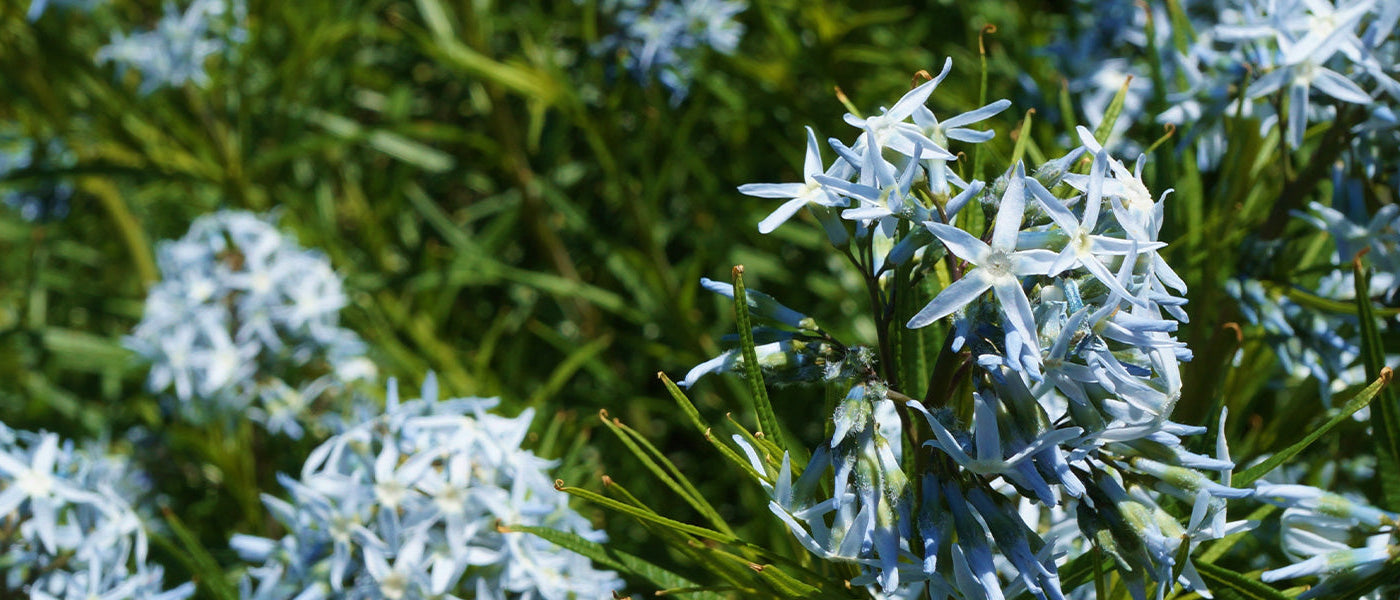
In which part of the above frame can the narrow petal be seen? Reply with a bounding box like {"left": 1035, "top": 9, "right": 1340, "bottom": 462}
{"left": 759, "top": 197, "right": 812, "bottom": 234}
{"left": 738, "top": 182, "right": 806, "bottom": 199}
{"left": 907, "top": 269, "right": 994, "bottom": 328}
{"left": 991, "top": 164, "right": 1028, "bottom": 251}
{"left": 1312, "top": 68, "right": 1373, "bottom": 104}
{"left": 992, "top": 276, "right": 1039, "bottom": 354}
{"left": 1034, "top": 195, "right": 1080, "bottom": 244}
{"left": 803, "top": 126, "right": 824, "bottom": 178}
{"left": 1010, "top": 249, "right": 1059, "bottom": 276}
{"left": 942, "top": 99, "right": 1012, "bottom": 129}
{"left": 886, "top": 77, "right": 941, "bottom": 122}
{"left": 927, "top": 222, "right": 992, "bottom": 263}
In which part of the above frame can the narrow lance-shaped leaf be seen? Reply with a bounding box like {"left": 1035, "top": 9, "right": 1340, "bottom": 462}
{"left": 598, "top": 410, "right": 736, "bottom": 536}
{"left": 1010, "top": 108, "right": 1035, "bottom": 167}
{"left": 658, "top": 372, "right": 769, "bottom": 483}
{"left": 732, "top": 265, "right": 787, "bottom": 453}
{"left": 1194, "top": 560, "right": 1294, "bottom": 600}
{"left": 1355, "top": 253, "right": 1400, "bottom": 510}
{"left": 154, "top": 506, "right": 239, "bottom": 600}
{"left": 1235, "top": 368, "right": 1393, "bottom": 487}
{"left": 503, "top": 524, "right": 700, "bottom": 592}
{"left": 554, "top": 480, "right": 739, "bottom": 544}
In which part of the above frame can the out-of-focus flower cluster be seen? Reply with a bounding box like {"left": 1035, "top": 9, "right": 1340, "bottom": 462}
{"left": 96, "top": 0, "right": 247, "bottom": 94}
{"left": 231, "top": 375, "right": 624, "bottom": 600}
{"left": 1044, "top": 0, "right": 1399, "bottom": 173}
{"left": 1228, "top": 198, "right": 1399, "bottom": 401}
{"left": 594, "top": 0, "right": 746, "bottom": 102}
{"left": 125, "top": 210, "right": 373, "bottom": 438}
{"left": 0, "top": 132, "right": 74, "bottom": 223}
{"left": 0, "top": 423, "right": 194, "bottom": 600}
{"left": 688, "top": 58, "right": 1263, "bottom": 599}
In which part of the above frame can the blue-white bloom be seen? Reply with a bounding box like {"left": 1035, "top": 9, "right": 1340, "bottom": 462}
{"left": 233, "top": 376, "right": 624, "bottom": 599}
{"left": 599, "top": 0, "right": 746, "bottom": 102}
{"left": 0, "top": 424, "right": 194, "bottom": 599}
{"left": 126, "top": 210, "right": 373, "bottom": 437}
{"left": 96, "top": 0, "right": 246, "bottom": 94}
{"left": 907, "top": 163, "right": 1058, "bottom": 359}
{"left": 691, "top": 59, "right": 1260, "bottom": 600}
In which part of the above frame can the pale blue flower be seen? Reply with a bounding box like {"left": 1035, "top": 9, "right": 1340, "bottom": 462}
{"left": 234, "top": 376, "right": 623, "bottom": 599}
{"left": 97, "top": 0, "right": 245, "bottom": 94}
{"left": 740, "top": 127, "right": 847, "bottom": 234}
{"left": 907, "top": 163, "right": 1058, "bottom": 358}
{"left": 0, "top": 426, "right": 193, "bottom": 599}
{"left": 126, "top": 211, "right": 372, "bottom": 436}
{"left": 601, "top": 0, "right": 746, "bottom": 101}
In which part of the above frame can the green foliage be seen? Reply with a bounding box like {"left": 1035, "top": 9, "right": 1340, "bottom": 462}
{"left": 3, "top": 0, "right": 1400, "bottom": 597}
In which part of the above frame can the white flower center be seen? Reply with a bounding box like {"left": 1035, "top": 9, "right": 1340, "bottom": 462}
{"left": 379, "top": 571, "right": 408, "bottom": 600}
{"left": 434, "top": 485, "right": 466, "bottom": 515}
{"left": 17, "top": 469, "right": 54, "bottom": 498}
{"left": 983, "top": 250, "right": 1013, "bottom": 278}
{"left": 1073, "top": 230, "right": 1093, "bottom": 255}
{"left": 250, "top": 271, "right": 273, "bottom": 294}
{"left": 375, "top": 480, "right": 408, "bottom": 509}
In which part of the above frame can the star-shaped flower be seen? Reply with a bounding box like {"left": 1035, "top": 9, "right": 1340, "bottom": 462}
{"left": 907, "top": 163, "right": 1057, "bottom": 357}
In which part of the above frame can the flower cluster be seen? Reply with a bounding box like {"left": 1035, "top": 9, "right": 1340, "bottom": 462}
{"left": 0, "top": 132, "right": 74, "bottom": 223}
{"left": 1040, "top": 0, "right": 1168, "bottom": 146}
{"left": 0, "top": 422, "right": 194, "bottom": 600}
{"left": 231, "top": 375, "right": 624, "bottom": 600}
{"left": 1254, "top": 484, "right": 1400, "bottom": 598}
{"left": 96, "top": 0, "right": 246, "bottom": 94}
{"left": 125, "top": 210, "right": 373, "bottom": 437}
{"left": 1043, "top": 1, "right": 1399, "bottom": 171}
{"left": 596, "top": 0, "right": 746, "bottom": 102}
{"left": 1228, "top": 198, "right": 1399, "bottom": 401}
{"left": 688, "top": 59, "right": 1259, "bottom": 599}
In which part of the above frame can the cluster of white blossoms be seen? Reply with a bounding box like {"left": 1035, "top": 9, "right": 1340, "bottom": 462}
{"left": 688, "top": 58, "right": 1261, "bottom": 599}
{"left": 126, "top": 210, "right": 374, "bottom": 437}
{"left": 594, "top": 0, "right": 746, "bottom": 102}
{"left": 231, "top": 375, "right": 624, "bottom": 600}
{"left": 96, "top": 0, "right": 247, "bottom": 94}
{"left": 0, "top": 423, "right": 194, "bottom": 599}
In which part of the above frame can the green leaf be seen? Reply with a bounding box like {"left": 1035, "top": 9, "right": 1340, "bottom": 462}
{"left": 555, "top": 481, "right": 739, "bottom": 544}
{"left": 1355, "top": 256, "right": 1400, "bottom": 510}
{"left": 752, "top": 563, "right": 823, "bottom": 597}
{"left": 153, "top": 506, "right": 239, "bottom": 600}
{"left": 412, "top": 0, "right": 455, "bottom": 39}
{"left": 527, "top": 334, "right": 614, "bottom": 408}
{"left": 302, "top": 109, "right": 454, "bottom": 173}
{"left": 731, "top": 265, "right": 786, "bottom": 452}
{"left": 505, "top": 524, "right": 704, "bottom": 593}
{"left": 1093, "top": 548, "right": 1110, "bottom": 600}
{"left": 1058, "top": 78, "right": 1080, "bottom": 140}
{"left": 1091, "top": 75, "right": 1133, "bottom": 146}
{"left": 1195, "top": 561, "right": 1293, "bottom": 600}
{"left": 1270, "top": 282, "right": 1400, "bottom": 318}
{"left": 1010, "top": 109, "right": 1035, "bottom": 167}
{"left": 598, "top": 410, "right": 736, "bottom": 536}
{"left": 1051, "top": 552, "right": 1113, "bottom": 599}
{"left": 657, "top": 373, "right": 769, "bottom": 483}
{"left": 1234, "top": 369, "right": 1392, "bottom": 487}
